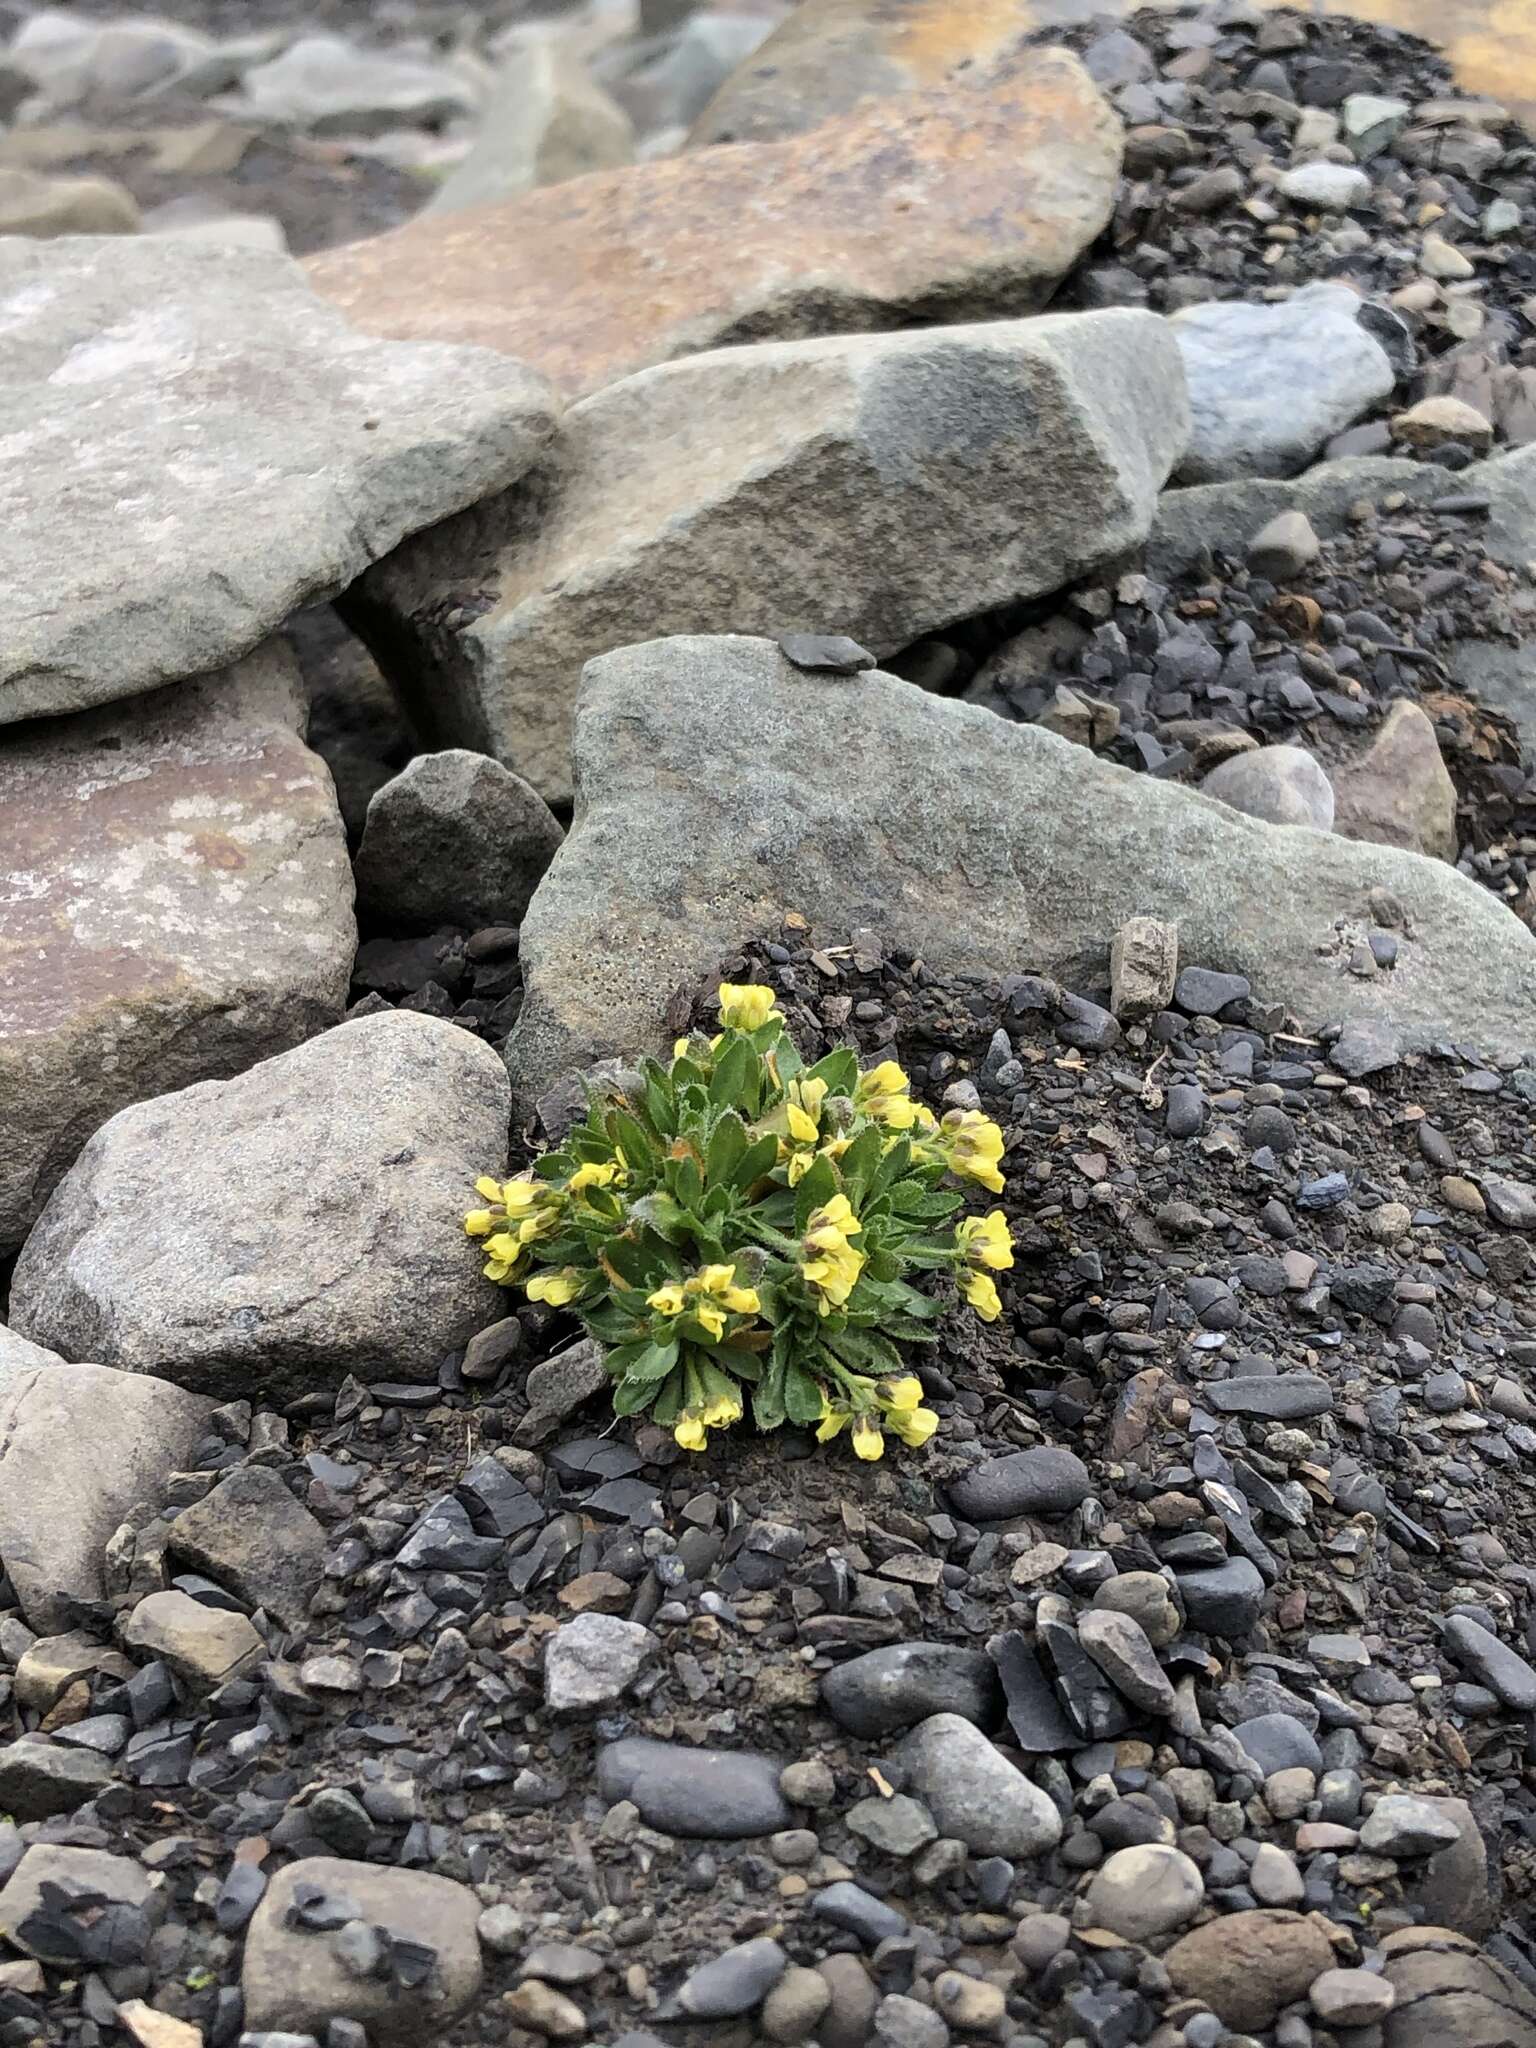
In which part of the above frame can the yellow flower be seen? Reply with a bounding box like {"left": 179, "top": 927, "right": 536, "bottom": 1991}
{"left": 852, "top": 1416, "right": 885, "bottom": 1461}
{"left": 786, "top": 1102, "right": 819, "bottom": 1145}
{"left": 957, "top": 1209, "right": 1014, "bottom": 1272}
{"left": 962, "top": 1269, "right": 1002, "bottom": 1322}
{"left": 718, "top": 982, "right": 782, "bottom": 1032}
{"left": 815, "top": 1399, "right": 850, "bottom": 1442}
{"left": 856, "top": 1059, "right": 922, "bottom": 1128}
{"left": 675, "top": 1412, "right": 708, "bottom": 1453}
{"left": 701, "top": 1390, "right": 743, "bottom": 1428}
{"left": 880, "top": 1376, "right": 924, "bottom": 1413}
{"left": 463, "top": 1209, "right": 494, "bottom": 1238}
{"left": 484, "top": 1232, "right": 522, "bottom": 1264}
{"left": 527, "top": 1267, "right": 582, "bottom": 1307}
{"left": 483, "top": 1248, "right": 523, "bottom": 1284}
{"left": 500, "top": 1176, "right": 547, "bottom": 1215}
{"left": 696, "top": 1265, "right": 761, "bottom": 1314}
{"left": 938, "top": 1110, "right": 1006, "bottom": 1194}
{"left": 673, "top": 1037, "right": 691, "bottom": 1059}
{"left": 694, "top": 1302, "right": 726, "bottom": 1341}
{"left": 568, "top": 1160, "right": 622, "bottom": 1194}
{"left": 811, "top": 1194, "right": 861, "bottom": 1238}
{"left": 648, "top": 1283, "right": 687, "bottom": 1318}
{"left": 474, "top": 1175, "right": 504, "bottom": 1202}
{"left": 888, "top": 1404, "right": 939, "bottom": 1449}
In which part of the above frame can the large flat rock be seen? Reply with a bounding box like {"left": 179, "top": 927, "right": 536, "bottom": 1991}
{"left": 345, "top": 311, "right": 1188, "bottom": 801}
{"left": 505, "top": 636, "right": 1536, "bottom": 1106}
{"left": 690, "top": 0, "right": 1044, "bottom": 144}
{"left": 0, "top": 235, "right": 558, "bottom": 727}
{"left": 306, "top": 53, "right": 1121, "bottom": 399}
{"left": 9, "top": 1011, "right": 512, "bottom": 1400}
{"left": 693, "top": 0, "right": 1536, "bottom": 143}
{"left": 0, "top": 1325, "right": 214, "bottom": 1631}
{"left": 0, "top": 644, "right": 354, "bottom": 1253}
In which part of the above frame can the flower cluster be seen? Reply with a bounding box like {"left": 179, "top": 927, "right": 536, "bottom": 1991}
{"left": 465, "top": 983, "right": 1013, "bottom": 1458}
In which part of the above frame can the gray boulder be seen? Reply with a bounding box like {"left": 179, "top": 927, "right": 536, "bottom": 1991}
{"left": 0, "top": 644, "right": 354, "bottom": 1253}
{"left": 1200, "top": 746, "right": 1336, "bottom": 832}
{"left": 0, "top": 1326, "right": 214, "bottom": 1631}
{"left": 347, "top": 310, "right": 1188, "bottom": 799}
{"left": 1, "top": 235, "right": 558, "bottom": 727}
{"left": 506, "top": 635, "right": 1536, "bottom": 1109}
{"left": 9, "top": 1012, "right": 510, "bottom": 1399}
{"left": 353, "top": 749, "right": 564, "bottom": 933}
{"left": 1171, "top": 285, "right": 1395, "bottom": 482}
{"left": 0, "top": 1847, "right": 162, "bottom": 1961}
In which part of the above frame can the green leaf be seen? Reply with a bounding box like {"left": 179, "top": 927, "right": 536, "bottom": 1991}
{"left": 784, "top": 1360, "right": 826, "bottom": 1426}
{"left": 651, "top": 1367, "right": 686, "bottom": 1428}
{"left": 753, "top": 1343, "right": 788, "bottom": 1430}
{"left": 618, "top": 1339, "right": 681, "bottom": 1384}
{"left": 793, "top": 1153, "right": 838, "bottom": 1233}
{"left": 732, "top": 1133, "right": 780, "bottom": 1192}
{"left": 643, "top": 1066, "right": 678, "bottom": 1139}
{"left": 806, "top": 1048, "right": 858, "bottom": 1097}
{"left": 826, "top": 1326, "right": 904, "bottom": 1377}
{"left": 613, "top": 1372, "right": 663, "bottom": 1417}
{"left": 705, "top": 1111, "right": 748, "bottom": 1188}
{"left": 708, "top": 1034, "right": 751, "bottom": 1108}
{"left": 837, "top": 1123, "right": 884, "bottom": 1205}
{"left": 888, "top": 1181, "right": 964, "bottom": 1219}
{"left": 609, "top": 1107, "right": 657, "bottom": 1173}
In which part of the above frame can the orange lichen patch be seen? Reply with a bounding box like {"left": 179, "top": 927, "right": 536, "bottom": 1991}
{"left": 307, "top": 52, "right": 1119, "bottom": 399}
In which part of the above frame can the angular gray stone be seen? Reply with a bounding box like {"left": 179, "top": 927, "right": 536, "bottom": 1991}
{"left": 1110, "top": 915, "right": 1178, "bottom": 1020}
{"left": 426, "top": 30, "right": 633, "bottom": 213}
{"left": 122, "top": 1589, "right": 264, "bottom": 1690}
{"left": 544, "top": 1612, "right": 654, "bottom": 1715}
{"left": 895, "top": 1713, "right": 1063, "bottom": 1858}
{"left": 0, "top": 646, "right": 354, "bottom": 1254}
{"left": 1201, "top": 746, "right": 1336, "bottom": 832}
{"left": 167, "top": 1466, "right": 326, "bottom": 1631}
{"left": 0, "top": 1846, "right": 161, "bottom": 1961}
{"left": 0, "top": 236, "right": 558, "bottom": 727}
{"left": 1333, "top": 700, "right": 1459, "bottom": 861}
{"left": 0, "top": 165, "right": 139, "bottom": 236}
{"left": 1171, "top": 285, "right": 1395, "bottom": 483}
{"left": 353, "top": 749, "right": 564, "bottom": 933}
{"left": 0, "top": 1326, "right": 213, "bottom": 1632}
{"left": 1075, "top": 1607, "right": 1176, "bottom": 1715}
{"left": 348, "top": 311, "right": 1188, "bottom": 800}
{"left": 1277, "top": 161, "right": 1373, "bottom": 209}
{"left": 1360, "top": 1794, "right": 1464, "bottom": 1858}
{"left": 505, "top": 635, "right": 1536, "bottom": 1108}
{"left": 0, "top": 1737, "right": 111, "bottom": 1821}
{"left": 1380, "top": 1928, "right": 1536, "bottom": 2048}
{"left": 242, "top": 1856, "right": 483, "bottom": 2046}
{"left": 10, "top": 1012, "right": 510, "bottom": 1399}
{"left": 228, "top": 34, "right": 482, "bottom": 133}
{"left": 1442, "top": 1614, "right": 1536, "bottom": 1710}
{"left": 1246, "top": 509, "right": 1321, "bottom": 580}
{"left": 598, "top": 1737, "right": 791, "bottom": 1838}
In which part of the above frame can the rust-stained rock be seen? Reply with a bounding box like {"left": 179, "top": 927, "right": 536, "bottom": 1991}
{"left": 306, "top": 52, "right": 1121, "bottom": 399}
{"left": 1333, "top": 699, "right": 1460, "bottom": 862}
{"left": 0, "top": 642, "right": 353, "bottom": 1253}
{"left": 690, "top": 0, "right": 1044, "bottom": 145}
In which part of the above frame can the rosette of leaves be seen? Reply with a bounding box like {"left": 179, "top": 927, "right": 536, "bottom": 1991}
{"left": 465, "top": 985, "right": 1013, "bottom": 1458}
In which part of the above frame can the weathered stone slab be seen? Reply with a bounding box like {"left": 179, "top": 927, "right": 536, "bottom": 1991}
{"left": 9, "top": 1012, "right": 511, "bottom": 1400}
{"left": 306, "top": 53, "right": 1121, "bottom": 398}
{"left": 506, "top": 636, "right": 1536, "bottom": 1107}
{"left": 0, "top": 1326, "right": 214, "bottom": 1631}
{"left": 345, "top": 310, "right": 1188, "bottom": 800}
{"left": 0, "top": 235, "right": 558, "bottom": 726}
{"left": 0, "top": 645, "right": 353, "bottom": 1252}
